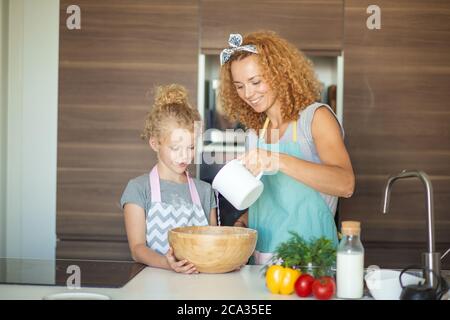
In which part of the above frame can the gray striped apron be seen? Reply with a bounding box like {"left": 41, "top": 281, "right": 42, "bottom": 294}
{"left": 146, "top": 166, "right": 208, "bottom": 255}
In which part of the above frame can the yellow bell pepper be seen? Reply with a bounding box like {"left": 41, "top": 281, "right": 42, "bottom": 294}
{"left": 266, "top": 265, "right": 301, "bottom": 295}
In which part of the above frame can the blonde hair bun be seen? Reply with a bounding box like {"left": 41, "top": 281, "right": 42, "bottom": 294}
{"left": 141, "top": 84, "right": 201, "bottom": 141}
{"left": 154, "top": 84, "right": 191, "bottom": 109}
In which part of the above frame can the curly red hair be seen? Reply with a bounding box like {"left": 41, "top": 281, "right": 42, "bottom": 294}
{"left": 219, "top": 31, "right": 320, "bottom": 132}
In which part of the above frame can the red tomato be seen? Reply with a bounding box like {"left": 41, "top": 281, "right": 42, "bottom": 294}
{"left": 312, "top": 276, "right": 336, "bottom": 300}
{"left": 294, "top": 274, "right": 315, "bottom": 297}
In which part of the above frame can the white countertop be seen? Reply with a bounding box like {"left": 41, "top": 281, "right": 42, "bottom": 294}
{"left": 0, "top": 265, "right": 355, "bottom": 300}
{"left": 3, "top": 264, "right": 447, "bottom": 300}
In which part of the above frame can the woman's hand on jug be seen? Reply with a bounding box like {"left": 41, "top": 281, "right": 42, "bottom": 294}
{"left": 165, "top": 247, "right": 199, "bottom": 274}
{"left": 239, "top": 149, "right": 279, "bottom": 175}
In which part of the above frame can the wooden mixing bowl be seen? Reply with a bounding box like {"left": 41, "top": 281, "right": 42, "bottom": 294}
{"left": 168, "top": 226, "right": 257, "bottom": 274}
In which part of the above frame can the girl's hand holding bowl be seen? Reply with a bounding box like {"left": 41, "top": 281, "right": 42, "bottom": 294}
{"left": 165, "top": 247, "right": 199, "bottom": 274}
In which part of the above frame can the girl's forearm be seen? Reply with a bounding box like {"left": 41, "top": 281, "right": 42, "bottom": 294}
{"left": 132, "top": 243, "right": 170, "bottom": 269}
{"left": 278, "top": 153, "right": 354, "bottom": 198}
{"left": 209, "top": 208, "right": 218, "bottom": 226}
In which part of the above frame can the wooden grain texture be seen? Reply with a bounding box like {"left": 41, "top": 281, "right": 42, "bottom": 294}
{"left": 340, "top": 0, "right": 450, "bottom": 268}
{"left": 56, "top": 239, "right": 133, "bottom": 261}
{"left": 57, "top": 0, "right": 199, "bottom": 259}
{"left": 168, "top": 226, "right": 257, "bottom": 273}
{"left": 201, "top": 0, "right": 344, "bottom": 51}
{"left": 364, "top": 242, "right": 450, "bottom": 269}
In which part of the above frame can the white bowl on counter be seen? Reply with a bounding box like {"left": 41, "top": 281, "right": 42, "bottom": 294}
{"left": 365, "top": 269, "right": 425, "bottom": 300}
{"left": 43, "top": 292, "right": 111, "bottom": 300}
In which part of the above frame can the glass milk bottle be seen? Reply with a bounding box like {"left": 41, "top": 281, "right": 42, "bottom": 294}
{"left": 336, "top": 221, "right": 365, "bottom": 299}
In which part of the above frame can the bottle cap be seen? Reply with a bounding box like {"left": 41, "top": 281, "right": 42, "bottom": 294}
{"left": 341, "top": 221, "right": 361, "bottom": 236}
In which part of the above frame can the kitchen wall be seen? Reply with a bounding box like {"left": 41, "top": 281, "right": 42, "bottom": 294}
{"left": 0, "top": 0, "right": 8, "bottom": 259}
{"left": 341, "top": 0, "right": 450, "bottom": 269}
{"left": 56, "top": 0, "right": 198, "bottom": 260}
{"left": 2, "top": 0, "right": 59, "bottom": 259}
{"left": 2, "top": 1, "right": 449, "bottom": 267}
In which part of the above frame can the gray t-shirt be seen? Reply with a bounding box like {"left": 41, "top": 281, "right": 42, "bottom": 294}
{"left": 120, "top": 174, "right": 217, "bottom": 223}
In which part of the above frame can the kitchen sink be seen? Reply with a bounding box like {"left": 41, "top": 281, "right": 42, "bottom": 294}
{"left": 363, "top": 268, "right": 450, "bottom": 300}
{"left": 403, "top": 269, "right": 450, "bottom": 300}
{"left": 396, "top": 268, "right": 450, "bottom": 286}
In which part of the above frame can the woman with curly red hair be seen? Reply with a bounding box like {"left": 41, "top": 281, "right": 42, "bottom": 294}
{"left": 219, "top": 32, "right": 355, "bottom": 264}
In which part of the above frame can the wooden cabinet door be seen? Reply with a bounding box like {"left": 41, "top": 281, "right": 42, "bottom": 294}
{"left": 201, "top": 0, "right": 344, "bottom": 52}
{"left": 57, "top": 0, "right": 199, "bottom": 260}
{"left": 341, "top": 0, "right": 450, "bottom": 269}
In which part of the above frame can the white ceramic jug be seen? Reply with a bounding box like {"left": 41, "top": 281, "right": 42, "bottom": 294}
{"left": 212, "top": 159, "right": 264, "bottom": 210}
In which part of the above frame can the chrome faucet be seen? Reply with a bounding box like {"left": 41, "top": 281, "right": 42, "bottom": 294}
{"left": 382, "top": 170, "right": 441, "bottom": 288}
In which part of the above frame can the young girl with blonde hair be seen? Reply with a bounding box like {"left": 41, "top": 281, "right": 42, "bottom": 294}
{"left": 121, "top": 84, "right": 217, "bottom": 274}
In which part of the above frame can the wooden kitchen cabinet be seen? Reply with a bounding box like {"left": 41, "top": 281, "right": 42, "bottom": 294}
{"left": 57, "top": 0, "right": 450, "bottom": 269}
{"left": 340, "top": 0, "right": 450, "bottom": 269}
{"left": 57, "top": 0, "right": 199, "bottom": 260}
{"left": 200, "top": 0, "right": 344, "bottom": 52}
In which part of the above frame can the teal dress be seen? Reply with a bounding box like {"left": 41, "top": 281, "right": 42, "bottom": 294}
{"left": 249, "top": 114, "right": 339, "bottom": 263}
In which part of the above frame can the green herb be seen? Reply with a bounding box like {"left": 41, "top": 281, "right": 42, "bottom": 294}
{"left": 274, "top": 231, "right": 309, "bottom": 268}
{"left": 271, "top": 232, "right": 337, "bottom": 277}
